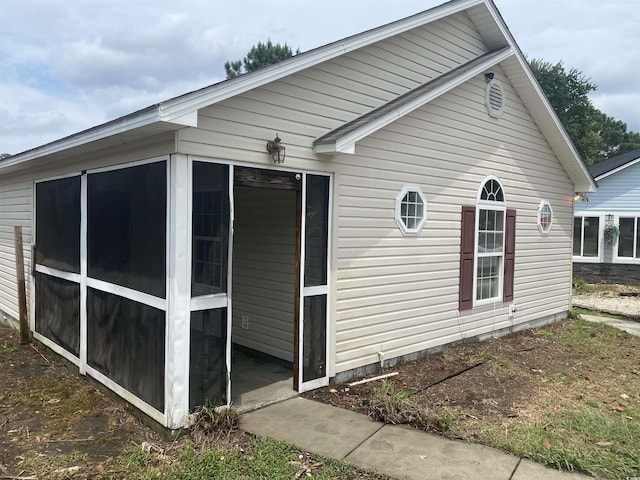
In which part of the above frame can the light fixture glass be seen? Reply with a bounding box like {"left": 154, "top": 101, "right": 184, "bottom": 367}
{"left": 266, "top": 134, "right": 286, "bottom": 164}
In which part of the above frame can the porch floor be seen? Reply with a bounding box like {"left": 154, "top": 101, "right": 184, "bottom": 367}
{"left": 231, "top": 347, "right": 297, "bottom": 412}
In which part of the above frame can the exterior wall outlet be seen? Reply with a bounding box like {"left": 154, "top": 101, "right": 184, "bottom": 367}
{"left": 241, "top": 315, "right": 249, "bottom": 330}
{"left": 509, "top": 305, "right": 517, "bottom": 318}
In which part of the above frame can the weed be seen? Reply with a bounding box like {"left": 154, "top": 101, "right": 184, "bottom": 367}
{"left": 21, "top": 451, "right": 88, "bottom": 479}
{"left": 368, "top": 380, "right": 455, "bottom": 433}
{"left": 433, "top": 408, "right": 456, "bottom": 432}
{"left": 572, "top": 276, "right": 587, "bottom": 294}
{"left": 190, "top": 403, "right": 239, "bottom": 447}
{"left": 567, "top": 307, "right": 581, "bottom": 319}
{"left": 368, "top": 380, "right": 417, "bottom": 425}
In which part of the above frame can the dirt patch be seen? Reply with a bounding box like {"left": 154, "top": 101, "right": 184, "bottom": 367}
{"left": 0, "top": 325, "right": 162, "bottom": 477}
{"left": 303, "top": 317, "right": 640, "bottom": 443}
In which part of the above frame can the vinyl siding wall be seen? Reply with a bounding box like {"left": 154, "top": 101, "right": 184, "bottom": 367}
{"left": 0, "top": 179, "right": 32, "bottom": 319}
{"left": 177, "top": 14, "right": 575, "bottom": 376}
{"left": 231, "top": 186, "right": 297, "bottom": 362}
{"left": 575, "top": 161, "right": 640, "bottom": 212}
{"left": 0, "top": 134, "right": 175, "bottom": 323}
{"left": 332, "top": 72, "right": 573, "bottom": 372}
{"left": 0, "top": 13, "right": 575, "bottom": 381}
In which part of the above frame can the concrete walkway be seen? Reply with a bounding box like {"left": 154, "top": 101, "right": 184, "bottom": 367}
{"left": 581, "top": 313, "right": 640, "bottom": 336}
{"left": 241, "top": 312, "right": 637, "bottom": 479}
{"left": 241, "top": 397, "right": 594, "bottom": 480}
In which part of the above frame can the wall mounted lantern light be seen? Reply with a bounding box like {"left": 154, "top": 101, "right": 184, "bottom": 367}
{"left": 573, "top": 192, "right": 589, "bottom": 203}
{"left": 266, "top": 134, "right": 286, "bottom": 164}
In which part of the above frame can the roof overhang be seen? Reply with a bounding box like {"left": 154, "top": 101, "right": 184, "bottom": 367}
{"left": 595, "top": 157, "right": 640, "bottom": 182}
{"left": 314, "top": 47, "right": 514, "bottom": 155}
{"left": 0, "top": 0, "right": 597, "bottom": 193}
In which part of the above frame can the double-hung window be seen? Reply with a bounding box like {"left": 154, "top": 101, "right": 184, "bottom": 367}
{"left": 476, "top": 179, "right": 505, "bottom": 302}
{"left": 459, "top": 177, "right": 515, "bottom": 310}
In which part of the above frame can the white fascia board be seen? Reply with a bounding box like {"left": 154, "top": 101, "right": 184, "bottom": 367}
{"left": 595, "top": 157, "right": 640, "bottom": 181}
{"left": 0, "top": 106, "right": 172, "bottom": 171}
{"left": 314, "top": 47, "right": 514, "bottom": 155}
{"left": 482, "top": 1, "right": 596, "bottom": 193}
{"left": 156, "top": 0, "right": 486, "bottom": 122}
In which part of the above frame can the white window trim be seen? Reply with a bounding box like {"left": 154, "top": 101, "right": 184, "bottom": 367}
{"left": 572, "top": 212, "right": 604, "bottom": 263}
{"left": 537, "top": 200, "right": 553, "bottom": 235}
{"left": 612, "top": 212, "right": 640, "bottom": 264}
{"left": 474, "top": 176, "right": 506, "bottom": 306}
{"left": 395, "top": 185, "right": 427, "bottom": 236}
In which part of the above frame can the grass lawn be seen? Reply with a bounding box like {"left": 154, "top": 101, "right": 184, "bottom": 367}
{"left": 0, "top": 325, "right": 391, "bottom": 480}
{"left": 307, "top": 318, "right": 640, "bottom": 480}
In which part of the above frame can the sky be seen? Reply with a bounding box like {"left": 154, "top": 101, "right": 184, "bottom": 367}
{"left": 1, "top": 0, "right": 638, "bottom": 155}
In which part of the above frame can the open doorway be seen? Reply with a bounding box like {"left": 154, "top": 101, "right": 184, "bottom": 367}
{"left": 188, "top": 164, "right": 329, "bottom": 413}
{"left": 231, "top": 175, "right": 299, "bottom": 409}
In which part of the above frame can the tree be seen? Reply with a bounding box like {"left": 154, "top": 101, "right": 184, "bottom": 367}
{"left": 224, "top": 40, "right": 299, "bottom": 79}
{"left": 0, "top": 153, "right": 11, "bottom": 159}
{"left": 529, "top": 59, "right": 640, "bottom": 164}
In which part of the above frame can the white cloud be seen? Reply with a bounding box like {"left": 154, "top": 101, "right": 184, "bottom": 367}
{"left": 2, "top": 0, "right": 640, "bottom": 154}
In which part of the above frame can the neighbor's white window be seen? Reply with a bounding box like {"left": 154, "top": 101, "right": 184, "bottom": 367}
{"left": 395, "top": 185, "right": 426, "bottom": 236}
{"left": 617, "top": 216, "right": 640, "bottom": 259}
{"left": 537, "top": 201, "right": 553, "bottom": 234}
{"left": 476, "top": 177, "right": 505, "bottom": 302}
{"left": 573, "top": 216, "right": 600, "bottom": 258}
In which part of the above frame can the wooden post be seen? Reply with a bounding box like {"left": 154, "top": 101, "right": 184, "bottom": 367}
{"left": 14, "top": 226, "right": 30, "bottom": 344}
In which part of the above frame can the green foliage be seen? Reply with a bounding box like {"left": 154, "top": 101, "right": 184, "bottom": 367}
{"left": 224, "top": 39, "right": 300, "bottom": 79}
{"left": 368, "top": 380, "right": 454, "bottom": 433}
{"left": 105, "top": 437, "right": 391, "bottom": 480}
{"left": 0, "top": 153, "right": 11, "bottom": 159}
{"left": 529, "top": 58, "right": 640, "bottom": 165}
{"left": 490, "top": 409, "right": 640, "bottom": 479}
{"left": 604, "top": 224, "right": 620, "bottom": 245}
{"left": 572, "top": 276, "right": 587, "bottom": 293}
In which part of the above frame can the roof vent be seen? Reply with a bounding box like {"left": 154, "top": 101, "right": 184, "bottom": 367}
{"left": 485, "top": 79, "right": 505, "bottom": 118}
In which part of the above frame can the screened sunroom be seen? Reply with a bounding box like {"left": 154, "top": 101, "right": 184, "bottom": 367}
{"left": 33, "top": 155, "right": 331, "bottom": 429}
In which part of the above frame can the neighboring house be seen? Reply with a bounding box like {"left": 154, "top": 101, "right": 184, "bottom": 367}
{"left": 574, "top": 148, "right": 640, "bottom": 283}
{"left": 0, "top": 0, "right": 595, "bottom": 430}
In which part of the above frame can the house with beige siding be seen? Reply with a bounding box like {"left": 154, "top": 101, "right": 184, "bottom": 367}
{"left": 0, "top": 0, "right": 595, "bottom": 429}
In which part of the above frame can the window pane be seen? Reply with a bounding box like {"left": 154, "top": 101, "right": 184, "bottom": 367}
{"left": 303, "top": 295, "right": 327, "bottom": 382}
{"left": 619, "top": 218, "right": 634, "bottom": 257}
{"left": 573, "top": 217, "right": 582, "bottom": 255}
{"left": 539, "top": 204, "right": 552, "bottom": 232}
{"left": 87, "top": 288, "right": 166, "bottom": 412}
{"left": 35, "top": 273, "right": 80, "bottom": 356}
{"left": 305, "top": 176, "right": 329, "bottom": 287}
{"left": 190, "top": 309, "right": 227, "bottom": 410}
{"left": 88, "top": 162, "right": 167, "bottom": 298}
{"left": 478, "top": 209, "right": 504, "bottom": 253}
{"left": 35, "top": 176, "right": 81, "bottom": 273}
{"left": 192, "top": 162, "right": 229, "bottom": 297}
{"left": 476, "top": 256, "right": 500, "bottom": 301}
{"left": 583, "top": 217, "right": 599, "bottom": 257}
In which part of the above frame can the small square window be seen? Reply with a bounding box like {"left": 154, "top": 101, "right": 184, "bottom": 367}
{"left": 395, "top": 185, "right": 427, "bottom": 235}
{"left": 538, "top": 201, "right": 553, "bottom": 234}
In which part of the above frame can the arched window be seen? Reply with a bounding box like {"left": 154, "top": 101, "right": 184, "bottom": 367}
{"left": 459, "top": 177, "right": 516, "bottom": 310}
{"left": 476, "top": 177, "right": 506, "bottom": 302}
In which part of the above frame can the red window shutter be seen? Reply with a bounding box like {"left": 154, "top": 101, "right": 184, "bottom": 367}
{"left": 459, "top": 206, "right": 476, "bottom": 311}
{"left": 503, "top": 209, "right": 516, "bottom": 302}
